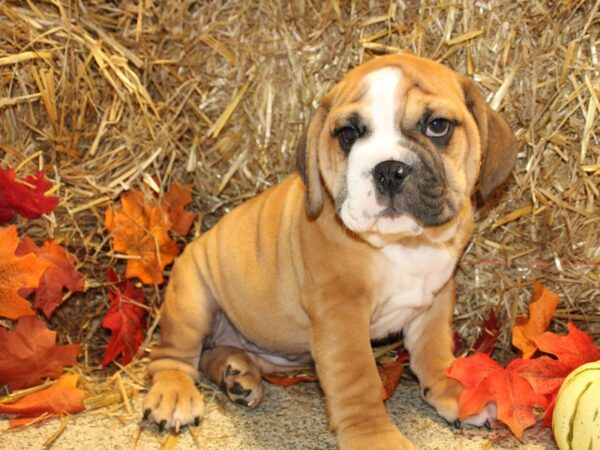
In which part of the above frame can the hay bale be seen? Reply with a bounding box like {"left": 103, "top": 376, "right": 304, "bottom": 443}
{"left": 0, "top": 0, "right": 598, "bottom": 364}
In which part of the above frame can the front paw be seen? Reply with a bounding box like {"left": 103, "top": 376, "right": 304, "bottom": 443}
{"left": 421, "top": 376, "right": 495, "bottom": 427}
{"left": 143, "top": 370, "right": 205, "bottom": 432}
{"left": 338, "top": 422, "right": 415, "bottom": 450}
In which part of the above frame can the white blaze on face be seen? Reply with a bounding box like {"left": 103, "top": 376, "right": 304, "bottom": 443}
{"left": 338, "top": 67, "right": 423, "bottom": 237}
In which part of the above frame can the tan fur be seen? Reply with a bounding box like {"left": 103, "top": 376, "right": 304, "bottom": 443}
{"left": 143, "top": 54, "right": 518, "bottom": 449}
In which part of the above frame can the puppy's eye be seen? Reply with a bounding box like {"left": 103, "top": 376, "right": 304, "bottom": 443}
{"left": 337, "top": 126, "right": 360, "bottom": 150}
{"left": 425, "top": 118, "right": 452, "bottom": 138}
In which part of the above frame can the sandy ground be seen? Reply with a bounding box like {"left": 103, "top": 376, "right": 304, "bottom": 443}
{"left": 1, "top": 377, "right": 556, "bottom": 450}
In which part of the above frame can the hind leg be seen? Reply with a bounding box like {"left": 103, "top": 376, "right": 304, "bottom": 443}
{"left": 201, "top": 346, "right": 264, "bottom": 408}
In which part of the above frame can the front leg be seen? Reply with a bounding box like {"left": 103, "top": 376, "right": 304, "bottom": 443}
{"left": 308, "top": 286, "right": 414, "bottom": 450}
{"left": 143, "top": 245, "right": 215, "bottom": 431}
{"left": 403, "top": 278, "right": 492, "bottom": 427}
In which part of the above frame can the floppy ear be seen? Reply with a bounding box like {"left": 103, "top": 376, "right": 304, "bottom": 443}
{"left": 296, "top": 104, "right": 328, "bottom": 217}
{"left": 461, "top": 78, "right": 518, "bottom": 202}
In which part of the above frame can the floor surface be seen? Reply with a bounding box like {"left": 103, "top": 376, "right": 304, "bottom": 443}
{"left": 1, "top": 379, "right": 556, "bottom": 449}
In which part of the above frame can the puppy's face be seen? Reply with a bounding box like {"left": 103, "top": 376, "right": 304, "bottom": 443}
{"left": 328, "top": 65, "right": 471, "bottom": 237}
{"left": 298, "top": 54, "right": 517, "bottom": 242}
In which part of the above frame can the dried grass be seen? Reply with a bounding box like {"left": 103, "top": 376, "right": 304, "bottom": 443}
{"left": 0, "top": 0, "right": 598, "bottom": 430}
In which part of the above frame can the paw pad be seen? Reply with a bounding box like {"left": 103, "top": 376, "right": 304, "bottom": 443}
{"left": 219, "top": 363, "right": 263, "bottom": 408}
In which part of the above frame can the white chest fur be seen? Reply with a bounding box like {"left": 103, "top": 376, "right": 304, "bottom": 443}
{"left": 369, "top": 239, "right": 458, "bottom": 340}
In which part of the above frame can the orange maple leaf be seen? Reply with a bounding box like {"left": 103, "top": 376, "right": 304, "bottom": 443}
{"left": 163, "top": 182, "right": 196, "bottom": 236}
{"left": 378, "top": 360, "right": 405, "bottom": 401}
{"left": 0, "top": 225, "right": 49, "bottom": 320}
{"left": 105, "top": 190, "right": 179, "bottom": 284}
{"left": 512, "top": 281, "right": 560, "bottom": 358}
{"left": 0, "top": 373, "right": 85, "bottom": 428}
{"left": 511, "top": 323, "right": 600, "bottom": 426}
{"left": 262, "top": 353, "right": 407, "bottom": 402}
{"left": 16, "top": 237, "right": 85, "bottom": 319}
{"left": 262, "top": 373, "right": 318, "bottom": 387}
{"left": 447, "top": 353, "right": 549, "bottom": 439}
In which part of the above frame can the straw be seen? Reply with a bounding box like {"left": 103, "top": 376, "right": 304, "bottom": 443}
{"left": 0, "top": 0, "right": 597, "bottom": 439}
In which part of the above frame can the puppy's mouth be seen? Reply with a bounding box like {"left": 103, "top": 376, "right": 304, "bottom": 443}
{"left": 337, "top": 157, "right": 460, "bottom": 238}
{"left": 375, "top": 193, "right": 455, "bottom": 228}
{"left": 378, "top": 205, "right": 402, "bottom": 218}
{"left": 337, "top": 190, "right": 457, "bottom": 237}
{"left": 380, "top": 202, "right": 455, "bottom": 227}
{"left": 367, "top": 157, "right": 457, "bottom": 227}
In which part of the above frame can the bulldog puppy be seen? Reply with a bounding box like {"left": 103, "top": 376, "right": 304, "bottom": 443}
{"left": 143, "top": 53, "right": 517, "bottom": 449}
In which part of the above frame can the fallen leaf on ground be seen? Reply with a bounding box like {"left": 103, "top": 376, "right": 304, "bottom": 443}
{"left": 512, "top": 281, "right": 560, "bottom": 358}
{"left": 263, "top": 350, "right": 409, "bottom": 401}
{"left": 471, "top": 309, "right": 500, "bottom": 355}
{"left": 379, "top": 360, "right": 405, "bottom": 401}
{"left": 0, "top": 168, "right": 59, "bottom": 224}
{"left": 262, "top": 373, "right": 318, "bottom": 387}
{"left": 511, "top": 323, "right": 600, "bottom": 426}
{"left": 0, "top": 315, "right": 81, "bottom": 390}
{"left": 0, "top": 373, "right": 85, "bottom": 428}
{"left": 447, "top": 352, "right": 548, "bottom": 439}
{"left": 105, "top": 190, "right": 179, "bottom": 284}
{"left": 16, "top": 237, "right": 85, "bottom": 319}
{"left": 162, "top": 182, "right": 196, "bottom": 236}
{"left": 0, "top": 225, "right": 49, "bottom": 320}
{"left": 101, "top": 269, "right": 147, "bottom": 366}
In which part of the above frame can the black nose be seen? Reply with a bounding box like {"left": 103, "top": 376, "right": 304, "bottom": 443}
{"left": 372, "top": 160, "right": 412, "bottom": 196}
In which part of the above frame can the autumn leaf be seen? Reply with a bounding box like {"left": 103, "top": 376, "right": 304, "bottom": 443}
{"left": 517, "top": 323, "right": 600, "bottom": 394}
{"left": 471, "top": 309, "right": 500, "bottom": 355}
{"left": 101, "top": 269, "right": 147, "bottom": 366}
{"left": 511, "top": 323, "right": 600, "bottom": 425}
{"left": 163, "top": 182, "right": 196, "bottom": 236}
{"left": 262, "top": 373, "right": 318, "bottom": 387}
{"left": 0, "top": 226, "right": 50, "bottom": 320}
{"left": 0, "top": 168, "right": 59, "bottom": 224}
{"left": 105, "top": 190, "right": 179, "bottom": 284}
{"left": 512, "top": 281, "right": 560, "bottom": 358}
{"left": 447, "top": 352, "right": 548, "bottom": 439}
{"left": 0, "top": 315, "right": 81, "bottom": 390}
{"left": 263, "top": 350, "right": 408, "bottom": 400}
{"left": 16, "top": 237, "right": 85, "bottom": 319}
{"left": 263, "top": 365, "right": 405, "bottom": 397}
{"left": 379, "top": 360, "right": 405, "bottom": 401}
{"left": 454, "top": 310, "right": 499, "bottom": 356}
{"left": 0, "top": 373, "right": 85, "bottom": 428}
{"left": 453, "top": 332, "right": 465, "bottom": 354}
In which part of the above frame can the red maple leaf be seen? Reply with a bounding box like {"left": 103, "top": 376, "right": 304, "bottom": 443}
{"left": 162, "top": 182, "right": 196, "bottom": 236}
{"left": 471, "top": 309, "right": 500, "bottom": 355}
{"left": 447, "top": 352, "right": 548, "bottom": 439}
{"left": 453, "top": 310, "right": 499, "bottom": 356}
{"left": 101, "top": 270, "right": 147, "bottom": 366}
{"left": 511, "top": 323, "right": 600, "bottom": 425}
{"left": 16, "top": 237, "right": 85, "bottom": 319}
{"left": 0, "top": 373, "right": 85, "bottom": 428}
{"left": 0, "top": 316, "right": 81, "bottom": 390}
{"left": 0, "top": 169, "right": 59, "bottom": 224}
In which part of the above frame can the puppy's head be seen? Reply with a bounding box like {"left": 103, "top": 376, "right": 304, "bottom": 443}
{"left": 297, "top": 54, "right": 517, "bottom": 241}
